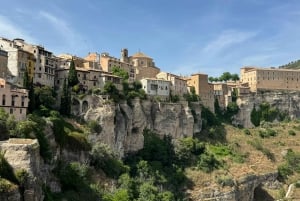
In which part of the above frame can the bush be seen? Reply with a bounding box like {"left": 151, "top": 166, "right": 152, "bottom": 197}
{"left": 288, "top": 130, "right": 296, "bottom": 136}
{"left": 66, "top": 132, "right": 91, "bottom": 151}
{"left": 243, "top": 129, "right": 251, "bottom": 135}
{"left": 197, "top": 152, "right": 220, "bottom": 173}
{"left": 0, "top": 152, "right": 18, "bottom": 184}
{"left": 88, "top": 120, "right": 102, "bottom": 134}
{"left": 0, "top": 178, "right": 16, "bottom": 193}
{"left": 247, "top": 140, "right": 275, "bottom": 161}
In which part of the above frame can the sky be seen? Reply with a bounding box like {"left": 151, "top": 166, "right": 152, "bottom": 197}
{"left": 1, "top": 0, "right": 300, "bottom": 77}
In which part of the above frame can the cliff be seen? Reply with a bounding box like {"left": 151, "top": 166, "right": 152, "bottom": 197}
{"left": 84, "top": 97, "right": 202, "bottom": 157}
{"left": 235, "top": 90, "right": 300, "bottom": 128}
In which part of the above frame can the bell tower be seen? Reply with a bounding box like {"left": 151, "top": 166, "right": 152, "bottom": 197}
{"left": 121, "top": 48, "right": 129, "bottom": 63}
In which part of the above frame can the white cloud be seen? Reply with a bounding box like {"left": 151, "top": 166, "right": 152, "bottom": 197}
{"left": 202, "top": 30, "right": 258, "bottom": 55}
{"left": 0, "top": 15, "right": 37, "bottom": 43}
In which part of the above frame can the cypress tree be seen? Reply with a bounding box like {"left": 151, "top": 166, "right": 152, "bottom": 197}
{"left": 250, "top": 105, "right": 260, "bottom": 127}
{"left": 60, "top": 78, "right": 71, "bottom": 116}
{"left": 28, "top": 78, "right": 35, "bottom": 113}
{"left": 68, "top": 59, "right": 79, "bottom": 87}
{"left": 23, "top": 67, "right": 30, "bottom": 89}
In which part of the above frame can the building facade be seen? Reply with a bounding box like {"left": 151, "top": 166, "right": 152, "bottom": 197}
{"left": 0, "top": 50, "right": 8, "bottom": 78}
{"left": 0, "top": 78, "right": 28, "bottom": 121}
{"left": 140, "top": 78, "right": 170, "bottom": 100}
{"left": 187, "top": 73, "right": 214, "bottom": 112}
{"left": 156, "top": 72, "right": 187, "bottom": 96}
{"left": 241, "top": 67, "right": 300, "bottom": 92}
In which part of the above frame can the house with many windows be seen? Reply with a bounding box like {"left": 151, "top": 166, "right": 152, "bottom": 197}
{"left": 0, "top": 78, "right": 28, "bottom": 120}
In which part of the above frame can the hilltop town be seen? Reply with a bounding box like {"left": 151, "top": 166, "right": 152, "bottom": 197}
{"left": 2, "top": 36, "right": 300, "bottom": 122}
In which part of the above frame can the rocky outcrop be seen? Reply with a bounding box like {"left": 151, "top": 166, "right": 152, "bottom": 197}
{"left": 235, "top": 90, "right": 300, "bottom": 128}
{"left": 193, "top": 172, "right": 279, "bottom": 201}
{"left": 0, "top": 138, "right": 44, "bottom": 201}
{"left": 84, "top": 96, "right": 202, "bottom": 157}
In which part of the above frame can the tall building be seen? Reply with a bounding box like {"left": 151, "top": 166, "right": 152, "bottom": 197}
{"left": 0, "top": 38, "right": 55, "bottom": 87}
{"left": 0, "top": 78, "right": 29, "bottom": 121}
{"left": 187, "top": 73, "right": 214, "bottom": 112}
{"left": 240, "top": 67, "right": 300, "bottom": 92}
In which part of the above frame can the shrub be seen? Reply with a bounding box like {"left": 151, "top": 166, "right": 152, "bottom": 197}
{"left": 247, "top": 140, "right": 275, "bottom": 161}
{"left": 217, "top": 175, "right": 235, "bottom": 187}
{"left": 0, "top": 152, "right": 18, "bottom": 184}
{"left": 288, "top": 130, "right": 296, "bottom": 136}
{"left": 243, "top": 129, "right": 251, "bottom": 135}
{"left": 67, "top": 132, "right": 91, "bottom": 151}
{"left": 197, "top": 152, "right": 220, "bottom": 173}
{"left": 88, "top": 120, "right": 102, "bottom": 134}
{"left": 0, "top": 178, "right": 16, "bottom": 193}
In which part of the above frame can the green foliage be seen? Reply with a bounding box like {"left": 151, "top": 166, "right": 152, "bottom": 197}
{"left": 112, "top": 66, "right": 129, "bottom": 80}
{"left": 28, "top": 78, "right": 36, "bottom": 113}
{"left": 258, "top": 128, "right": 277, "bottom": 138}
{"left": 197, "top": 152, "right": 220, "bottom": 173}
{"left": 34, "top": 86, "right": 56, "bottom": 109}
{"left": 224, "top": 102, "right": 239, "bottom": 120}
{"left": 67, "top": 132, "right": 91, "bottom": 151}
{"left": 103, "top": 189, "right": 130, "bottom": 201}
{"left": 183, "top": 87, "right": 199, "bottom": 102}
{"left": 0, "top": 109, "right": 9, "bottom": 140}
{"left": 87, "top": 120, "right": 102, "bottom": 133}
{"left": 103, "top": 81, "right": 121, "bottom": 102}
{"left": 243, "top": 129, "right": 251, "bottom": 135}
{"left": 68, "top": 59, "right": 79, "bottom": 87}
{"left": 201, "top": 106, "right": 220, "bottom": 129}
{"left": 208, "top": 144, "right": 246, "bottom": 163}
{"left": 279, "top": 59, "right": 300, "bottom": 69}
{"left": 23, "top": 67, "right": 30, "bottom": 89}
{"left": 251, "top": 106, "right": 261, "bottom": 127}
{"left": 209, "top": 72, "right": 239, "bottom": 82}
{"left": 0, "top": 152, "right": 18, "bottom": 185}
{"left": 288, "top": 130, "right": 296, "bottom": 136}
{"left": 90, "top": 143, "right": 128, "bottom": 178}
{"left": 60, "top": 78, "right": 71, "bottom": 116}
{"left": 251, "top": 102, "right": 284, "bottom": 126}
{"left": 0, "top": 178, "right": 16, "bottom": 193}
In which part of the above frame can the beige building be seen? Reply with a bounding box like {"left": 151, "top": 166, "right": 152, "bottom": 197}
{"left": 0, "top": 38, "right": 56, "bottom": 87}
{"left": 99, "top": 50, "right": 135, "bottom": 82}
{"left": 128, "top": 51, "right": 160, "bottom": 80}
{"left": 187, "top": 73, "right": 214, "bottom": 112}
{"left": 212, "top": 82, "right": 232, "bottom": 110}
{"left": 241, "top": 67, "right": 300, "bottom": 92}
{"left": 0, "top": 78, "right": 28, "bottom": 121}
{"left": 0, "top": 50, "right": 8, "bottom": 78}
{"left": 140, "top": 78, "right": 170, "bottom": 100}
{"left": 156, "top": 72, "right": 187, "bottom": 96}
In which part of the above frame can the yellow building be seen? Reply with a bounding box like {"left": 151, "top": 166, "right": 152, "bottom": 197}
{"left": 187, "top": 73, "right": 214, "bottom": 112}
{"left": 0, "top": 50, "right": 8, "bottom": 78}
{"left": 156, "top": 72, "right": 187, "bottom": 96}
{"left": 0, "top": 78, "right": 28, "bottom": 121}
{"left": 241, "top": 67, "right": 300, "bottom": 92}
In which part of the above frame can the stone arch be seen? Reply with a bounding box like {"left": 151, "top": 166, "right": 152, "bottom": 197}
{"left": 253, "top": 184, "right": 274, "bottom": 201}
{"left": 72, "top": 98, "right": 80, "bottom": 115}
{"left": 82, "top": 100, "right": 89, "bottom": 113}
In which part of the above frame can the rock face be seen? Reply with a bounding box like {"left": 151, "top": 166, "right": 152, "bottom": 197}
{"left": 235, "top": 90, "right": 300, "bottom": 128}
{"left": 84, "top": 97, "right": 202, "bottom": 157}
{"left": 194, "top": 172, "right": 279, "bottom": 201}
{"left": 0, "top": 138, "right": 44, "bottom": 201}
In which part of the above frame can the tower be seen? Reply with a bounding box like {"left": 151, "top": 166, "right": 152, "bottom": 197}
{"left": 121, "top": 48, "right": 129, "bottom": 63}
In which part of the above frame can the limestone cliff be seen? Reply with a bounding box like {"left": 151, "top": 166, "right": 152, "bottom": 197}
{"left": 235, "top": 90, "right": 300, "bottom": 128}
{"left": 84, "top": 97, "right": 202, "bottom": 157}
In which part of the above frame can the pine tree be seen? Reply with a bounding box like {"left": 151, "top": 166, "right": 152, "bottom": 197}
{"left": 28, "top": 78, "right": 35, "bottom": 113}
{"left": 68, "top": 59, "right": 79, "bottom": 87}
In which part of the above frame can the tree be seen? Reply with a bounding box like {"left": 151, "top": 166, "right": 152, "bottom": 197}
{"left": 0, "top": 109, "right": 9, "bottom": 140}
{"left": 34, "top": 86, "right": 56, "bottom": 109}
{"left": 23, "top": 67, "right": 30, "bottom": 89}
{"left": 219, "top": 72, "right": 232, "bottom": 81}
{"left": 250, "top": 105, "right": 260, "bottom": 127}
{"left": 60, "top": 78, "right": 71, "bottom": 116}
{"left": 68, "top": 59, "right": 79, "bottom": 87}
{"left": 112, "top": 66, "right": 129, "bottom": 80}
{"left": 28, "top": 78, "right": 36, "bottom": 113}
{"left": 231, "top": 73, "right": 239, "bottom": 81}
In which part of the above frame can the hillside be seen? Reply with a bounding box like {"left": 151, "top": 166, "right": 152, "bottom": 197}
{"left": 279, "top": 59, "right": 300, "bottom": 69}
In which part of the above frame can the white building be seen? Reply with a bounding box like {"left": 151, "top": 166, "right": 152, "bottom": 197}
{"left": 156, "top": 72, "right": 188, "bottom": 96}
{"left": 140, "top": 78, "right": 170, "bottom": 100}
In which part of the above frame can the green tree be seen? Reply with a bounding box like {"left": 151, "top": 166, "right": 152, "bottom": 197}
{"left": 250, "top": 105, "right": 260, "bottom": 127}
{"left": 0, "top": 109, "right": 9, "bottom": 140}
{"left": 28, "top": 78, "right": 36, "bottom": 113}
{"left": 103, "top": 81, "right": 120, "bottom": 102}
{"left": 60, "top": 78, "right": 71, "bottom": 116}
{"left": 219, "top": 72, "right": 232, "bottom": 81}
{"left": 68, "top": 59, "right": 79, "bottom": 87}
{"left": 34, "top": 86, "right": 56, "bottom": 109}
{"left": 225, "top": 102, "right": 239, "bottom": 120}
{"left": 23, "top": 67, "right": 30, "bottom": 89}
{"left": 137, "top": 182, "right": 159, "bottom": 201}
{"left": 231, "top": 73, "right": 239, "bottom": 81}
{"left": 112, "top": 66, "right": 129, "bottom": 80}
{"left": 214, "top": 98, "right": 222, "bottom": 117}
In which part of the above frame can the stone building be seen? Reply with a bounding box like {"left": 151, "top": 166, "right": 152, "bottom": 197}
{"left": 0, "top": 38, "right": 55, "bottom": 87}
{"left": 0, "top": 78, "right": 28, "bottom": 121}
{"left": 156, "top": 71, "right": 187, "bottom": 96}
{"left": 240, "top": 67, "right": 300, "bottom": 92}
{"left": 212, "top": 82, "right": 232, "bottom": 110}
{"left": 140, "top": 78, "right": 170, "bottom": 100}
{"left": 186, "top": 73, "right": 214, "bottom": 112}
{"left": 98, "top": 51, "right": 135, "bottom": 82}
{"left": 0, "top": 49, "right": 8, "bottom": 78}
{"left": 128, "top": 51, "right": 160, "bottom": 80}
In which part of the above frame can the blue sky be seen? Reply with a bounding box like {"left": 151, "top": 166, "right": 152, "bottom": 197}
{"left": 1, "top": 0, "right": 300, "bottom": 77}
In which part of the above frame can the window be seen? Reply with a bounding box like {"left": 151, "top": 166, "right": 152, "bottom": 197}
{"left": 10, "top": 108, "right": 13, "bottom": 114}
{"left": 21, "top": 96, "right": 25, "bottom": 107}
{"left": 2, "top": 95, "right": 5, "bottom": 105}
{"left": 20, "top": 109, "right": 22, "bottom": 114}
{"left": 11, "top": 95, "right": 15, "bottom": 106}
